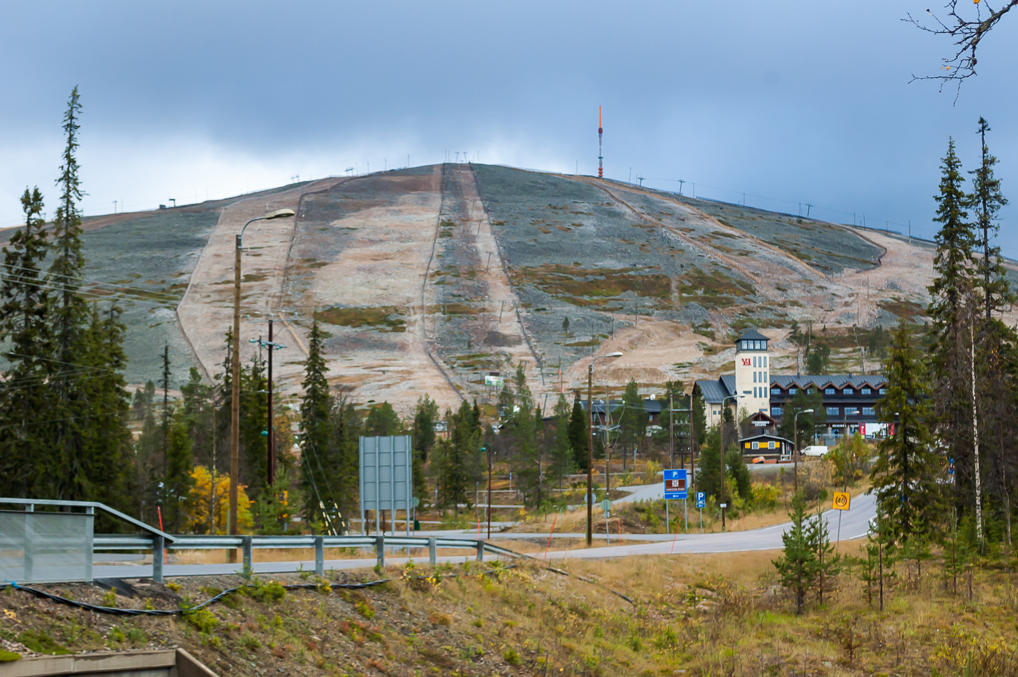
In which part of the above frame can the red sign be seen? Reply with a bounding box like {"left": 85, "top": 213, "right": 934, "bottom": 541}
{"left": 741, "top": 358, "right": 751, "bottom": 366}
{"left": 859, "top": 423, "right": 866, "bottom": 435}
{"left": 666, "top": 478, "right": 686, "bottom": 491}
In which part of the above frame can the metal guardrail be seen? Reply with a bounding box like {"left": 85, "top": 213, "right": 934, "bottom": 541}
{"left": 3, "top": 498, "right": 522, "bottom": 584}
{"left": 95, "top": 533, "right": 515, "bottom": 583}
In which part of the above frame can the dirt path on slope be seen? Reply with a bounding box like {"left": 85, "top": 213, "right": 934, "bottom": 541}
{"left": 456, "top": 165, "right": 544, "bottom": 393}
{"left": 285, "top": 167, "right": 462, "bottom": 414}
{"left": 176, "top": 180, "right": 338, "bottom": 382}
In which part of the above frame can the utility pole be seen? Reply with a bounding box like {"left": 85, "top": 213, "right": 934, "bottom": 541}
{"left": 677, "top": 179, "right": 685, "bottom": 196}
{"left": 669, "top": 393, "right": 675, "bottom": 469}
{"left": 485, "top": 445, "right": 492, "bottom": 539}
{"left": 689, "top": 393, "right": 696, "bottom": 486}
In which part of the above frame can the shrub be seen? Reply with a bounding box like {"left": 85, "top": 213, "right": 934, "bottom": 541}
{"left": 182, "top": 607, "right": 219, "bottom": 633}
{"left": 503, "top": 646, "right": 522, "bottom": 666}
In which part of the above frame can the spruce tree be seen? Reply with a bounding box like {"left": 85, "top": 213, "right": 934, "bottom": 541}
{"left": 619, "top": 379, "right": 647, "bottom": 471}
{"left": 507, "top": 363, "right": 541, "bottom": 505}
{"left": 0, "top": 187, "right": 51, "bottom": 497}
{"left": 697, "top": 426, "right": 724, "bottom": 501}
{"left": 548, "top": 394, "right": 573, "bottom": 487}
{"left": 364, "top": 402, "right": 402, "bottom": 436}
{"left": 328, "top": 395, "right": 362, "bottom": 530}
{"left": 411, "top": 394, "right": 438, "bottom": 502}
{"left": 809, "top": 508, "right": 840, "bottom": 606}
{"left": 298, "top": 319, "right": 335, "bottom": 525}
{"left": 163, "top": 414, "right": 194, "bottom": 531}
{"left": 967, "top": 117, "right": 1011, "bottom": 321}
{"left": 928, "top": 137, "right": 980, "bottom": 519}
{"left": 773, "top": 493, "right": 818, "bottom": 615}
{"left": 48, "top": 86, "right": 91, "bottom": 500}
{"left": 239, "top": 349, "right": 268, "bottom": 497}
{"left": 871, "top": 323, "right": 942, "bottom": 544}
{"left": 568, "top": 394, "right": 589, "bottom": 471}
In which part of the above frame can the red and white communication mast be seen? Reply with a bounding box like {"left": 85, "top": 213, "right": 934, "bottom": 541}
{"left": 597, "top": 106, "right": 604, "bottom": 179}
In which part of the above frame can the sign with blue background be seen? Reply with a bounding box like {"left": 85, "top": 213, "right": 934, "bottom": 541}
{"left": 696, "top": 492, "right": 706, "bottom": 509}
{"left": 663, "top": 469, "right": 688, "bottom": 500}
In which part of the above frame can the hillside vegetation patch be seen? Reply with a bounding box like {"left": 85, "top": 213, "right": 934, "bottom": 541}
{"left": 510, "top": 264, "right": 672, "bottom": 308}
{"left": 313, "top": 306, "right": 406, "bottom": 332}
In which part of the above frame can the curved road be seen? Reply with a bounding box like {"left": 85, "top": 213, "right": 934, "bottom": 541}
{"left": 93, "top": 488, "right": 875, "bottom": 579}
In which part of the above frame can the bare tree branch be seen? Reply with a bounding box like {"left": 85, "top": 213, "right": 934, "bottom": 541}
{"left": 904, "top": 0, "right": 1017, "bottom": 96}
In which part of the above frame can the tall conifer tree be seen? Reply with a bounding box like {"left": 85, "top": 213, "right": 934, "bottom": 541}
{"left": 928, "top": 137, "right": 980, "bottom": 517}
{"left": 298, "top": 320, "right": 334, "bottom": 525}
{"left": 967, "top": 117, "right": 1011, "bottom": 321}
{"left": 871, "top": 323, "right": 941, "bottom": 544}
{"left": 47, "top": 86, "right": 92, "bottom": 500}
{"left": 0, "top": 187, "right": 51, "bottom": 496}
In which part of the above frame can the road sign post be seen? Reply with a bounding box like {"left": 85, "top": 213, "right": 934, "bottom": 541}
{"left": 601, "top": 499, "right": 611, "bottom": 544}
{"left": 832, "top": 491, "right": 850, "bottom": 545}
{"left": 664, "top": 469, "right": 688, "bottom": 536}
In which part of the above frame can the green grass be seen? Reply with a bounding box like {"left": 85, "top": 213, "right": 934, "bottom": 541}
{"left": 314, "top": 306, "right": 406, "bottom": 332}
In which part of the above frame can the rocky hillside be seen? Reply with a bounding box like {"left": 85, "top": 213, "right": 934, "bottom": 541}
{"left": 8, "top": 164, "right": 1013, "bottom": 412}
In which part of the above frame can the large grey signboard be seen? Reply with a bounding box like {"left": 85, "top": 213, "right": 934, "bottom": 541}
{"left": 359, "top": 435, "right": 413, "bottom": 534}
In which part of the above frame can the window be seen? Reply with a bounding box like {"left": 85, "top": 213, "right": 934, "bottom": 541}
{"left": 879, "top": 388, "right": 887, "bottom": 395}
{"left": 763, "top": 356, "right": 767, "bottom": 367}
{"left": 826, "top": 406, "right": 840, "bottom": 416}
{"left": 789, "top": 387, "right": 797, "bottom": 394}
{"left": 771, "top": 406, "right": 783, "bottom": 416}
{"left": 861, "top": 387, "right": 872, "bottom": 394}
{"left": 825, "top": 387, "right": 835, "bottom": 395}
{"left": 862, "top": 407, "right": 875, "bottom": 416}
{"left": 751, "top": 441, "right": 759, "bottom": 449}
{"left": 771, "top": 387, "right": 781, "bottom": 395}
{"left": 844, "top": 387, "right": 853, "bottom": 395}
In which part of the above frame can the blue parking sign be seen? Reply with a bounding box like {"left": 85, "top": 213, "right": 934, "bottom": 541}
{"left": 663, "top": 469, "right": 688, "bottom": 500}
{"left": 696, "top": 492, "right": 706, "bottom": 509}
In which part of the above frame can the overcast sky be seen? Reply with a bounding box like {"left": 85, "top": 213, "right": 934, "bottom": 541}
{"left": 2, "top": 2, "right": 1016, "bottom": 255}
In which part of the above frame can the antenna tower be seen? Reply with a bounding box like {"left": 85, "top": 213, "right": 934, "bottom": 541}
{"left": 597, "top": 106, "right": 604, "bottom": 179}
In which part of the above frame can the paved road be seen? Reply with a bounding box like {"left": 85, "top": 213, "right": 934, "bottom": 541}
{"left": 93, "top": 489, "right": 875, "bottom": 579}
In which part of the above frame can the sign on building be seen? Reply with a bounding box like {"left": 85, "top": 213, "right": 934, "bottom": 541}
{"left": 359, "top": 435, "right": 414, "bottom": 534}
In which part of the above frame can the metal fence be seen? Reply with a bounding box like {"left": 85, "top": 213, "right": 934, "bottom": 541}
{"left": 1, "top": 498, "right": 522, "bottom": 585}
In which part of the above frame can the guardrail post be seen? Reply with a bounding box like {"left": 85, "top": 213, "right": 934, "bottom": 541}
{"left": 152, "top": 535, "right": 165, "bottom": 584}
{"left": 84, "top": 505, "right": 94, "bottom": 583}
{"left": 375, "top": 535, "right": 385, "bottom": 569}
{"left": 428, "top": 537, "right": 437, "bottom": 566}
{"left": 476, "top": 540, "right": 484, "bottom": 562}
{"left": 242, "top": 536, "right": 253, "bottom": 574}
{"left": 314, "top": 536, "right": 324, "bottom": 577}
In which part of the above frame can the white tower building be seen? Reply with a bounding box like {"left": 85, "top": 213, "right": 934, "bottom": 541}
{"left": 734, "top": 329, "right": 770, "bottom": 416}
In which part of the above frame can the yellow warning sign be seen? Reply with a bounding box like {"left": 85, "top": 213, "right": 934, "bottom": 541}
{"left": 832, "top": 492, "right": 851, "bottom": 511}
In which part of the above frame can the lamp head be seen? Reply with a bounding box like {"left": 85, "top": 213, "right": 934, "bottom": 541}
{"left": 802, "top": 408, "right": 814, "bottom": 414}
{"left": 264, "top": 208, "right": 295, "bottom": 220}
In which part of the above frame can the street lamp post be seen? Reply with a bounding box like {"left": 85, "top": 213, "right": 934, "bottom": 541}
{"left": 587, "top": 351, "right": 622, "bottom": 547}
{"left": 793, "top": 408, "right": 815, "bottom": 495}
{"left": 484, "top": 445, "right": 492, "bottom": 539}
{"left": 230, "top": 208, "right": 295, "bottom": 543}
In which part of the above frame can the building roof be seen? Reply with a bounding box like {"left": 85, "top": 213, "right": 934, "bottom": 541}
{"left": 737, "top": 328, "right": 769, "bottom": 341}
{"left": 771, "top": 374, "right": 886, "bottom": 389}
{"left": 584, "top": 398, "right": 666, "bottom": 415}
{"left": 695, "top": 376, "right": 736, "bottom": 404}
